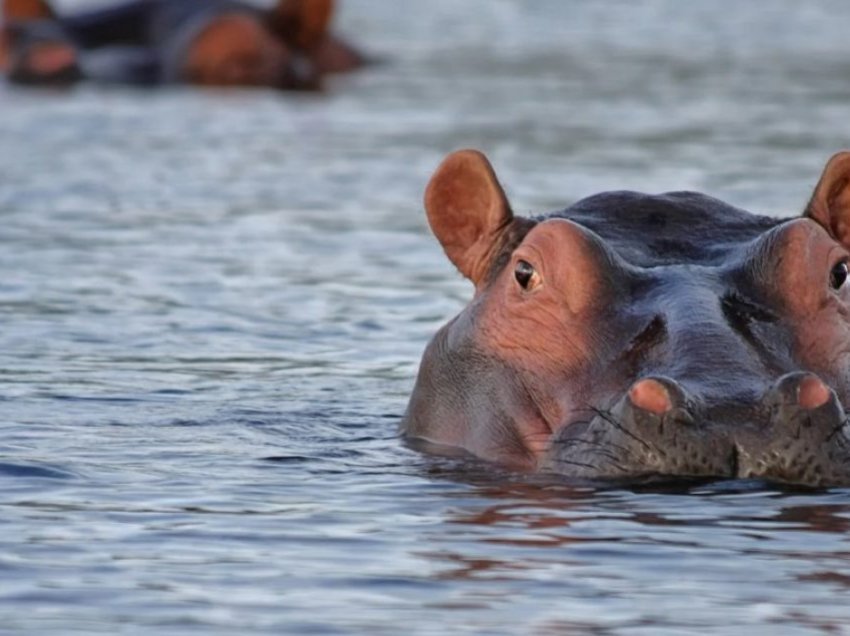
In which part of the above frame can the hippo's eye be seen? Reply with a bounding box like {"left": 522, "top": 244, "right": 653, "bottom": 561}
{"left": 830, "top": 260, "right": 849, "bottom": 291}
{"left": 514, "top": 260, "right": 540, "bottom": 291}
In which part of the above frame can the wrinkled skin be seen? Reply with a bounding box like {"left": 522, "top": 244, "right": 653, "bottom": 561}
{"left": 403, "top": 149, "right": 850, "bottom": 487}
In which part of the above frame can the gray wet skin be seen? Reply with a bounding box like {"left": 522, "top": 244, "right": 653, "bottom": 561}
{"left": 403, "top": 150, "right": 850, "bottom": 487}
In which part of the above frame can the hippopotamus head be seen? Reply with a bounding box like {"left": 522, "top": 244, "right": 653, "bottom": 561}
{"left": 403, "top": 149, "right": 850, "bottom": 487}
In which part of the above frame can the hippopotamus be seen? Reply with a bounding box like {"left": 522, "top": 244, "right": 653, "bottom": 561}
{"left": 403, "top": 149, "right": 850, "bottom": 487}
{"left": 0, "top": 0, "right": 366, "bottom": 89}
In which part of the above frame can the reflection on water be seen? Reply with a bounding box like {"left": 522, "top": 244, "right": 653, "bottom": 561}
{"left": 413, "top": 473, "right": 850, "bottom": 633}
{"left": 3, "top": 0, "right": 850, "bottom": 633}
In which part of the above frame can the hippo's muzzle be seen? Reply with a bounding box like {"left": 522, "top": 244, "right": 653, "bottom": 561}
{"left": 544, "top": 373, "right": 850, "bottom": 487}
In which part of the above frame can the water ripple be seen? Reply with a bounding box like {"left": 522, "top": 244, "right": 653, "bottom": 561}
{"left": 2, "top": 0, "right": 850, "bottom": 633}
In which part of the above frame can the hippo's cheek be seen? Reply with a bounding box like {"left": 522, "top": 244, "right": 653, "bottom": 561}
{"left": 791, "top": 323, "right": 850, "bottom": 404}
{"left": 470, "top": 276, "right": 603, "bottom": 378}
{"left": 467, "top": 217, "right": 629, "bottom": 375}
{"left": 473, "top": 314, "right": 590, "bottom": 374}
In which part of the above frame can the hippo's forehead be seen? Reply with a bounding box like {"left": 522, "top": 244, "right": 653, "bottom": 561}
{"left": 547, "top": 190, "right": 783, "bottom": 268}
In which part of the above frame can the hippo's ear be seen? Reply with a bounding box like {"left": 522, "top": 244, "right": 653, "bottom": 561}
{"left": 805, "top": 151, "right": 850, "bottom": 248}
{"left": 425, "top": 150, "right": 514, "bottom": 285}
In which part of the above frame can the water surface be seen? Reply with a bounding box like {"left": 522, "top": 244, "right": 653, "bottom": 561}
{"left": 3, "top": 1, "right": 850, "bottom": 633}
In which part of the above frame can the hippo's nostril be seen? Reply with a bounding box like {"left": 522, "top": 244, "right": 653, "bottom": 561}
{"left": 628, "top": 378, "right": 673, "bottom": 415}
{"left": 797, "top": 375, "right": 831, "bottom": 410}
{"left": 769, "top": 372, "right": 834, "bottom": 411}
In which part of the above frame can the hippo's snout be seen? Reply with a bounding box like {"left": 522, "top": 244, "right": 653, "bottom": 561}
{"left": 545, "top": 372, "right": 850, "bottom": 487}
{"left": 544, "top": 375, "right": 734, "bottom": 481}
{"left": 733, "top": 373, "right": 850, "bottom": 486}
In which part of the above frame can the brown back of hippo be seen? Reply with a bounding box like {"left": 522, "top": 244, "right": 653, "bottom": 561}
{"left": 402, "top": 150, "right": 850, "bottom": 487}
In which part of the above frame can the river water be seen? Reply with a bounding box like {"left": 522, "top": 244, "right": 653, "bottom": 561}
{"left": 2, "top": 1, "right": 850, "bottom": 633}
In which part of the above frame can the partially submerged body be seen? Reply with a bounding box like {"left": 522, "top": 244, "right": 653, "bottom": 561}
{"left": 0, "top": 0, "right": 367, "bottom": 89}
{"left": 404, "top": 149, "right": 850, "bottom": 487}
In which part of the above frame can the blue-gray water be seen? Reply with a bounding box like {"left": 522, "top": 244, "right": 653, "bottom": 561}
{"left": 3, "top": 1, "right": 850, "bottom": 633}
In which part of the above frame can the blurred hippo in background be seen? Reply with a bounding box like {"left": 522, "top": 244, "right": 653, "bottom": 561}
{"left": 404, "top": 149, "right": 850, "bottom": 487}
{"left": 0, "top": 0, "right": 367, "bottom": 89}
